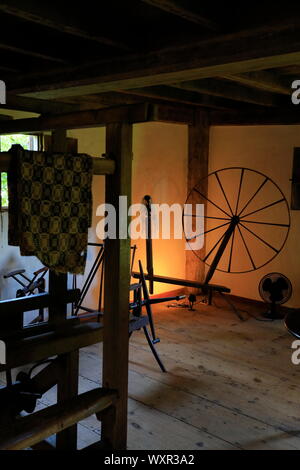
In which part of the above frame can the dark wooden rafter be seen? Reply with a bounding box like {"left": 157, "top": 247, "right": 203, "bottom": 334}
{"left": 0, "top": 42, "right": 67, "bottom": 64}
{"left": 117, "top": 86, "right": 256, "bottom": 111}
{"left": 9, "top": 21, "right": 300, "bottom": 100}
{"left": 171, "top": 78, "right": 286, "bottom": 107}
{"left": 209, "top": 108, "right": 300, "bottom": 126}
{"left": 0, "top": 115, "right": 12, "bottom": 121}
{"left": 0, "top": 104, "right": 150, "bottom": 134}
{"left": 1, "top": 94, "right": 78, "bottom": 115}
{"left": 0, "top": 65, "right": 20, "bottom": 73}
{"left": 0, "top": 2, "right": 130, "bottom": 52}
{"left": 220, "top": 71, "right": 290, "bottom": 95}
{"left": 140, "top": 0, "right": 218, "bottom": 30}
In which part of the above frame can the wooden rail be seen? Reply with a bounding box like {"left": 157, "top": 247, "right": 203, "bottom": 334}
{"left": 0, "top": 322, "right": 103, "bottom": 372}
{"left": 0, "top": 152, "right": 115, "bottom": 175}
{"left": 0, "top": 387, "right": 117, "bottom": 450}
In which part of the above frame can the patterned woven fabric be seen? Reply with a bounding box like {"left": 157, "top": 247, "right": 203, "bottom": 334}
{"left": 8, "top": 145, "right": 93, "bottom": 274}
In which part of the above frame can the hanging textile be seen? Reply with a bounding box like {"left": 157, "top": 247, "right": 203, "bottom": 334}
{"left": 8, "top": 144, "right": 93, "bottom": 274}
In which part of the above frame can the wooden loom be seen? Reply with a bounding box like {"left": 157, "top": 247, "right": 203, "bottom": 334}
{"left": 0, "top": 121, "right": 132, "bottom": 450}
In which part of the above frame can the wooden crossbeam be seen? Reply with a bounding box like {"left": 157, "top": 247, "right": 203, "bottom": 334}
{"left": 0, "top": 103, "right": 149, "bottom": 134}
{"left": 0, "top": 322, "right": 103, "bottom": 371}
{"left": 0, "top": 151, "right": 115, "bottom": 175}
{"left": 1, "top": 94, "right": 78, "bottom": 115}
{"left": 209, "top": 109, "right": 300, "bottom": 125}
{"left": 0, "top": 41, "right": 67, "bottom": 64}
{"left": 0, "top": 2, "right": 130, "bottom": 51}
{"left": 131, "top": 271, "right": 230, "bottom": 292}
{"left": 0, "top": 115, "right": 12, "bottom": 121}
{"left": 0, "top": 290, "right": 79, "bottom": 316}
{"left": 10, "top": 22, "right": 300, "bottom": 99}
{"left": 171, "top": 78, "right": 285, "bottom": 107}
{"left": 220, "top": 72, "right": 290, "bottom": 95}
{"left": 140, "top": 0, "right": 218, "bottom": 30}
{"left": 0, "top": 387, "right": 117, "bottom": 450}
{"left": 118, "top": 85, "right": 251, "bottom": 110}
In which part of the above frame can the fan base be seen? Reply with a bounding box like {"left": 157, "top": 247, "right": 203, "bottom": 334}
{"left": 261, "top": 309, "right": 285, "bottom": 320}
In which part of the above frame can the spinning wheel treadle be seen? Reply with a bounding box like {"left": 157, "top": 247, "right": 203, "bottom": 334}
{"left": 183, "top": 167, "right": 290, "bottom": 280}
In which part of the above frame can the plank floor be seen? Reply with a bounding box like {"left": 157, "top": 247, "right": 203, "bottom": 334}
{"left": 2, "top": 296, "right": 300, "bottom": 450}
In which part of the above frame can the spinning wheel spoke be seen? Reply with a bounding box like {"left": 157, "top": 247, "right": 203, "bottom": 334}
{"left": 228, "top": 227, "right": 236, "bottom": 272}
{"left": 242, "top": 219, "right": 289, "bottom": 228}
{"left": 186, "top": 221, "right": 230, "bottom": 242}
{"left": 237, "top": 225, "right": 256, "bottom": 270}
{"left": 184, "top": 214, "right": 230, "bottom": 221}
{"left": 193, "top": 188, "right": 231, "bottom": 218}
{"left": 240, "top": 198, "right": 285, "bottom": 220}
{"left": 235, "top": 168, "right": 244, "bottom": 215}
{"left": 215, "top": 172, "right": 234, "bottom": 216}
{"left": 238, "top": 176, "right": 268, "bottom": 217}
{"left": 239, "top": 222, "right": 279, "bottom": 253}
{"left": 203, "top": 230, "right": 227, "bottom": 262}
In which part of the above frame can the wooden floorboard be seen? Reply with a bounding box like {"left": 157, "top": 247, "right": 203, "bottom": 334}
{"left": 1, "top": 298, "right": 300, "bottom": 450}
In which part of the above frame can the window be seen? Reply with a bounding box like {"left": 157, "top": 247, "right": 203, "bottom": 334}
{"left": 0, "top": 134, "right": 39, "bottom": 210}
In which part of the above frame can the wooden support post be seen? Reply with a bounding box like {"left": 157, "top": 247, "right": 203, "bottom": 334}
{"left": 185, "top": 110, "right": 209, "bottom": 291}
{"left": 48, "top": 129, "right": 68, "bottom": 325}
{"left": 49, "top": 129, "right": 79, "bottom": 450}
{"left": 56, "top": 351, "right": 79, "bottom": 449}
{"left": 102, "top": 122, "right": 133, "bottom": 449}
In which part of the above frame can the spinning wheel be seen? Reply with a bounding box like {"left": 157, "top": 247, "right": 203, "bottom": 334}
{"left": 183, "top": 167, "right": 290, "bottom": 283}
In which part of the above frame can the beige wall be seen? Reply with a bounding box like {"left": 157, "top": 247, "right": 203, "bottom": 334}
{"left": 69, "top": 122, "right": 188, "bottom": 305}
{"left": 208, "top": 125, "right": 300, "bottom": 308}
{"left": 132, "top": 122, "right": 188, "bottom": 295}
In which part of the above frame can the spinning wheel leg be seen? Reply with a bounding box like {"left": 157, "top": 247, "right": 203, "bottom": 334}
{"left": 143, "top": 326, "right": 166, "bottom": 373}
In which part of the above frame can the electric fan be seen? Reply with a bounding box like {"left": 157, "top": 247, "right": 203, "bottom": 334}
{"left": 258, "top": 273, "right": 292, "bottom": 319}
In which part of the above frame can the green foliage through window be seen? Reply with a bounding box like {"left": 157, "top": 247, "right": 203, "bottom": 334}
{"left": 1, "top": 172, "right": 8, "bottom": 208}
{"left": 0, "top": 134, "right": 38, "bottom": 209}
{"left": 0, "top": 134, "right": 33, "bottom": 152}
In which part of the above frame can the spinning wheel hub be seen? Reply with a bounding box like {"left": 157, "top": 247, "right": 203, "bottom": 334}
{"left": 231, "top": 215, "right": 240, "bottom": 224}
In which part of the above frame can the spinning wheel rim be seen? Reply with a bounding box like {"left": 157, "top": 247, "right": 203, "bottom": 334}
{"left": 183, "top": 167, "right": 291, "bottom": 274}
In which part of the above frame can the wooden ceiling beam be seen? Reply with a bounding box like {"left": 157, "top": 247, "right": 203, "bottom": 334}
{"left": 0, "top": 103, "right": 150, "bottom": 134}
{"left": 1, "top": 94, "right": 78, "bottom": 115}
{"left": 118, "top": 86, "right": 255, "bottom": 111}
{"left": 220, "top": 71, "right": 290, "bottom": 95}
{"left": 140, "top": 0, "right": 218, "bottom": 30}
{"left": 0, "top": 2, "right": 130, "bottom": 51}
{"left": 0, "top": 42, "right": 67, "bottom": 64}
{"left": 0, "top": 114, "right": 13, "bottom": 121}
{"left": 210, "top": 109, "right": 300, "bottom": 126}
{"left": 171, "top": 78, "right": 285, "bottom": 107}
{"left": 10, "top": 22, "right": 300, "bottom": 100}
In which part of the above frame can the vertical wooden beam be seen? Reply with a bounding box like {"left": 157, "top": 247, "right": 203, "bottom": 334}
{"left": 56, "top": 351, "right": 79, "bottom": 449}
{"left": 50, "top": 129, "right": 78, "bottom": 450}
{"left": 102, "top": 122, "right": 133, "bottom": 449}
{"left": 185, "top": 110, "right": 209, "bottom": 289}
{"left": 48, "top": 130, "right": 68, "bottom": 325}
